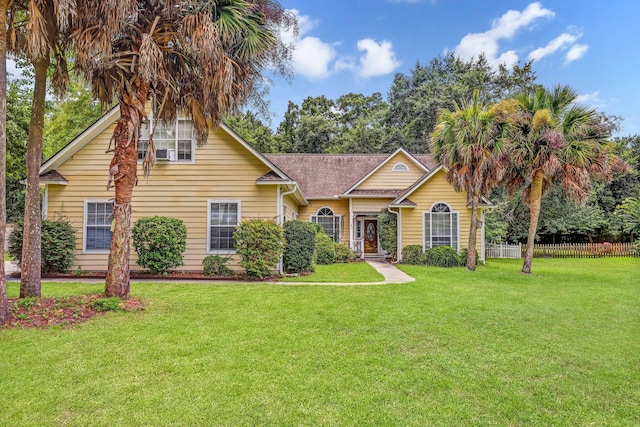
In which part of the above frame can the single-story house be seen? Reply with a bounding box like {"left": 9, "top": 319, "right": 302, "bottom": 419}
{"left": 39, "top": 106, "right": 491, "bottom": 272}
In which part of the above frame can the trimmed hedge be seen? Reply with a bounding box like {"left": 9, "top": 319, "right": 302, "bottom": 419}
{"left": 424, "top": 246, "right": 460, "bottom": 267}
{"left": 132, "top": 216, "right": 187, "bottom": 274}
{"left": 9, "top": 218, "right": 76, "bottom": 273}
{"left": 401, "top": 245, "right": 424, "bottom": 265}
{"left": 283, "top": 220, "right": 316, "bottom": 273}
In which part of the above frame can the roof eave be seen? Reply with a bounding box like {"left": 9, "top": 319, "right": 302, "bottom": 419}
{"left": 40, "top": 104, "right": 121, "bottom": 174}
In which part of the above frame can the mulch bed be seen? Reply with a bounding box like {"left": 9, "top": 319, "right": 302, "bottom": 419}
{"left": 2, "top": 295, "right": 144, "bottom": 330}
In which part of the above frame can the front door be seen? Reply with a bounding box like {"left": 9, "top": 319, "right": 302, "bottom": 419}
{"left": 364, "top": 220, "right": 378, "bottom": 254}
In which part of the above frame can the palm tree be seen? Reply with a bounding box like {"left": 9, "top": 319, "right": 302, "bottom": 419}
{"left": 71, "top": 0, "right": 294, "bottom": 297}
{"left": 504, "top": 85, "right": 619, "bottom": 273}
{"left": 431, "top": 90, "right": 510, "bottom": 270}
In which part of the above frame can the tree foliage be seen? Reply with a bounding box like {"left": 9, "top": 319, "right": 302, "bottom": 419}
{"left": 43, "top": 77, "right": 103, "bottom": 160}
{"left": 387, "top": 53, "right": 538, "bottom": 149}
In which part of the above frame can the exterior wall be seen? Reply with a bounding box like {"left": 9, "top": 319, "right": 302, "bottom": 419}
{"left": 351, "top": 197, "right": 394, "bottom": 213}
{"left": 358, "top": 152, "right": 425, "bottom": 190}
{"left": 283, "top": 194, "right": 299, "bottom": 222}
{"left": 399, "top": 169, "right": 480, "bottom": 253}
{"left": 298, "top": 198, "right": 350, "bottom": 243}
{"left": 46, "top": 125, "right": 277, "bottom": 271}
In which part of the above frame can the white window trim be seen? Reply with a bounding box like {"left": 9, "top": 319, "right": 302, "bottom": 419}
{"left": 207, "top": 200, "right": 241, "bottom": 254}
{"left": 138, "top": 116, "right": 196, "bottom": 164}
{"left": 392, "top": 162, "right": 409, "bottom": 172}
{"left": 310, "top": 206, "right": 342, "bottom": 243}
{"left": 83, "top": 199, "right": 113, "bottom": 254}
{"left": 423, "top": 202, "right": 460, "bottom": 253}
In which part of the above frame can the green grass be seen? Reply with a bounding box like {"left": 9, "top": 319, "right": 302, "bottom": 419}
{"left": 2, "top": 257, "right": 640, "bottom": 426}
{"left": 279, "top": 261, "right": 385, "bottom": 282}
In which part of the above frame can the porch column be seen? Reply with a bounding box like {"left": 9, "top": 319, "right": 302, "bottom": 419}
{"left": 349, "top": 198, "right": 354, "bottom": 251}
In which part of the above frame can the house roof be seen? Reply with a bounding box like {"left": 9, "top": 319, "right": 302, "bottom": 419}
{"left": 265, "top": 153, "right": 436, "bottom": 199}
{"left": 39, "top": 170, "right": 68, "bottom": 185}
{"left": 391, "top": 165, "right": 494, "bottom": 208}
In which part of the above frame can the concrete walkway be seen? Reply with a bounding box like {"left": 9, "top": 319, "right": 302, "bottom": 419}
{"left": 273, "top": 260, "right": 415, "bottom": 286}
{"left": 5, "top": 260, "right": 415, "bottom": 286}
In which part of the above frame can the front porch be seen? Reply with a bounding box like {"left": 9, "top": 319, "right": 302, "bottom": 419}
{"left": 349, "top": 213, "right": 387, "bottom": 260}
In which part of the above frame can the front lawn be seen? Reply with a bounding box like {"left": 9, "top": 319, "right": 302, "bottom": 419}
{"left": 278, "top": 261, "right": 384, "bottom": 282}
{"left": 2, "top": 258, "right": 639, "bottom": 425}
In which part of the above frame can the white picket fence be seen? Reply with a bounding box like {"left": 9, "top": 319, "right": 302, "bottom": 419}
{"left": 486, "top": 243, "right": 522, "bottom": 259}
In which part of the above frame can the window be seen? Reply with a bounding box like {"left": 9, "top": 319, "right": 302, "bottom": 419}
{"left": 84, "top": 201, "right": 113, "bottom": 252}
{"left": 424, "top": 203, "right": 458, "bottom": 251}
{"left": 138, "top": 118, "right": 193, "bottom": 162}
{"left": 208, "top": 201, "right": 240, "bottom": 252}
{"left": 393, "top": 163, "right": 409, "bottom": 172}
{"left": 311, "top": 207, "right": 341, "bottom": 242}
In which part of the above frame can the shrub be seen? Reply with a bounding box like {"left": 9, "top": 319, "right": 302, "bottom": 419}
{"left": 378, "top": 213, "right": 398, "bottom": 260}
{"left": 424, "top": 246, "right": 460, "bottom": 268}
{"left": 283, "top": 220, "right": 316, "bottom": 273}
{"left": 202, "top": 255, "right": 233, "bottom": 277}
{"left": 334, "top": 242, "right": 356, "bottom": 263}
{"left": 401, "top": 245, "right": 424, "bottom": 265}
{"left": 92, "top": 297, "right": 123, "bottom": 312}
{"left": 632, "top": 239, "right": 640, "bottom": 256}
{"left": 9, "top": 217, "right": 76, "bottom": 273}
{"left": 459, "top": 248, "right": 481, "bottom": 267}
{"left": 234, "top": 219, "right": 284, "bottom": 278}
{"left": 315, "top": 233, "right": 336, "bottom": 265}
{"left": 132, "top": 216, "right": 187, "bottom": 275}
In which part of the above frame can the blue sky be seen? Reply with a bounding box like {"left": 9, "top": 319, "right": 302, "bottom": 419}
{"left": 268, "top": 0, "right": 640, "bottom": 136}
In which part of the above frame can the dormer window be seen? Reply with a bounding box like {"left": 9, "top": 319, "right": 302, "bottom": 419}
{"left": 393, "top": 163, "right": 409, "bottom": 172}
{"left": 138, "top": 118, "right": 194, "bottom": 162}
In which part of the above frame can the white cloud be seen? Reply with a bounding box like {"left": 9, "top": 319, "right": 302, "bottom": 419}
{"left": 453, "top": 2, "right": 554, "bottom": 68}
{"left": 528, "top": 32, "right": 580, "bottom": 61}
{"left": 292, "top": 37, "right": 337, "bottom": 80}
{"left": 575, "top": 91, "right": 603, "bottom": 108}
{"left": 281, "top": 9, "right": 336, "bottom": 80}
{"left": 357, "top": 39, "right": 401, "bottom": 78}
{"left": 564, "top": 43, "right": 589, "bottom": 65}
{"left": 280, "top": 9, "right": 399, "bottom": 80}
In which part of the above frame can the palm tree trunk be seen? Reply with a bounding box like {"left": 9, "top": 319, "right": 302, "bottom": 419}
{"left": 522, "top": 169, "right": 544, "bottom": 274}
{"left": 466, "top": 195, "right": 479, "bottom": 271}
{"left": 105, "top": 85, "right": 148, "bottom": 298}
{"left": 20, "top": 57, "right": 49, "bottom": 298}
{"left": 0, "top": 0, "right": 9, "bottom": 324}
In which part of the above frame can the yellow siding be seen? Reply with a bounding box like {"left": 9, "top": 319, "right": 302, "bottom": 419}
{"left": 283, "top": 194, "right": 299, "bottom": 221}
{"left": 47, "top": 125, "right": 278, "bottom": 271}
{"left": 399, "top": 169, "right": 480, "bottom": 252}
{"left": 298, "top": 199, "right": 350, "bottom": 244}
{"left": 351, "top": 198, "right": 393, "bottom": 213}
{"left": 358, "top": 152, "right": 425, "bottom": 190}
